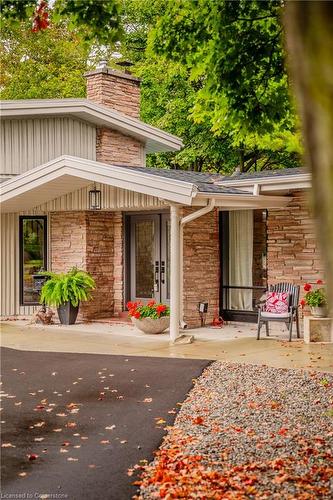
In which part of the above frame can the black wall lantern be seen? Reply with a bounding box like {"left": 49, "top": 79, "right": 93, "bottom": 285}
{"left": 89, "top": 183, "right": 101, "bottom": 210}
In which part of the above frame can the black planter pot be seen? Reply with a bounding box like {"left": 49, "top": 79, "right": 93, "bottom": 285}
{"left": 57, "top": 302, "right": 79, "bottom": 325}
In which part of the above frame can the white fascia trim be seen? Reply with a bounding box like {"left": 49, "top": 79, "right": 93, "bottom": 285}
{"left": 216, "top": 172, "right": 311, "bottom": 192}
{"left": 0, "top": 99, "right": 183, "bottom": 153}
{"left": 194, "top": 192, "right": 291, "bottom": 208}
{"left": 0, "top": 155, "right": 196, "bottom": 205}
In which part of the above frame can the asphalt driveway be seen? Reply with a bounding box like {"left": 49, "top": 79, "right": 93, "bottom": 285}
{"left": 1, "top": 347, "right": 209, "bottom": 500}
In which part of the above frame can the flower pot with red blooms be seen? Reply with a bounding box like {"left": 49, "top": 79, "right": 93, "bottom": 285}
{"left": 300, "top": 280, "right": 328, "bottom": 318}
{"left": 127, "top": 300, "right": 170, "bottom": 334}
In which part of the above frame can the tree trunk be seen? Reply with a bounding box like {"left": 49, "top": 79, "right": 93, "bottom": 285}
{"left": 284, "top": 2, "right": 333, "bottom": 308}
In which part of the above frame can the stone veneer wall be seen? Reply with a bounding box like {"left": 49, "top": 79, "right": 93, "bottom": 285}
{"left": 50, "top": 211, "right": 114, "bottom": 319}
{"left": 113, "top": 212, "right": 124, "bottom": 316}
{"left": 267, "top": 190, "right": 324, "bottom": 301}
{"left": 182, "top": 208, "right": 220, "bottom": 328}
{"left": 96, "top": 128, "right": 143, "bottom": 167}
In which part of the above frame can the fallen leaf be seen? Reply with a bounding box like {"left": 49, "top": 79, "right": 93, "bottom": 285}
{"left": 67, "top": 457, "right": 78, "bottom": 462}
{"left": 193, "top": 416, "right": 204, "bottom": 425}
{"left": 100, "top": 440, "right": 110, "bottom": 444}
{"left": 18, "top": 472, "right": 27, "bottom": 477}
{"left": 143, "top": 398, "right": 152, "bottom": 403}
{"left": 2, "top": 443, "right": 16, "bottom": 448}
{"left": 120, "top": 440, "right": 127, "bottom": 444}
{"left": 34, "top": 437, "right": 45, "bottom": 442}
{"left": 105, "top": 425, "right": 116, "bottom": 431}
{"left": 27, "top": 454, "right": 38, "bottom": 461}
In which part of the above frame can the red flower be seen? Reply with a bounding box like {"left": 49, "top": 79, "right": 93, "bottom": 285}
{"left": 304, "top": 283, "right": 312, "bottom": 292}
{"left": 147, "top": 300, "right": 156, "bottom": 307}
{"left": 127, "top": 301, "right": 134, "bottom": 310}
{"left": 156, "top": 304, "right": 167, "bottom": 315}
{"left": 316, "top": 279, "right": 324, "bottom": 285}
{"left": 300, "top": 299, "right": 306, "bottom": 308}
{"left": 134, "top": 311, "right": 141, "bottom": 319}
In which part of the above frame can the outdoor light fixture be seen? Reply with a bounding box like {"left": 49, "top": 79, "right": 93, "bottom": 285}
{"left": 89, "top": 183, "right": 101, "bottom": 210}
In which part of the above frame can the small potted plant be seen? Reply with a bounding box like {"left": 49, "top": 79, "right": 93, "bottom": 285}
{"left": 127, "top": 300, "right": 170, "bottom": 334}
{"left": 300, "top": 280, "right": 328, "bottom": 318}
{"left": 40, "top": 267, "right": 95, "bottom": 325}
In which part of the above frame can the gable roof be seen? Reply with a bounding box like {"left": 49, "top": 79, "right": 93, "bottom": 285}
{"left": 0, "top": 98, "right": 183, "bottom": 154}
{"left": 0, "top": 155, "right": 291, "bottom": 212}
{"left": 220, "top": 167, "right": 306, "bottom": 182}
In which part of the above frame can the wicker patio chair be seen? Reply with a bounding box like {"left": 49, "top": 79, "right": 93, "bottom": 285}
{"left": 257, "top": 283, "right": 300, "bottom": 342}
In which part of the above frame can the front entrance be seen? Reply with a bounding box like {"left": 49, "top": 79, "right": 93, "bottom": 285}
{"left": 128, "top": 213, "right": 170, "bottom": 304}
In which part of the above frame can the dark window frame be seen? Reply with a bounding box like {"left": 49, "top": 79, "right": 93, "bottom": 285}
{"left": 219, "top": 210, "right": 268, "bottom": 323}
{"left": 19, "top": 215, "right": 48, "bottom": 306}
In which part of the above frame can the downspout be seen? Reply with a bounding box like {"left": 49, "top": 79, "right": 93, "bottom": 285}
{"left": 179, "top": 198, "right": 216, "bottom": 328}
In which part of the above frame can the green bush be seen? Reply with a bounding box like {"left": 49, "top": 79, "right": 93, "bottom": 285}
{"left": 40, "top": 267, "right": 95, "bottom": 307}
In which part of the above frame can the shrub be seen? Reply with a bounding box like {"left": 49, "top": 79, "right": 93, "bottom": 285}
{"left": 40, "top": 267, "right": 95, "bottom": 307}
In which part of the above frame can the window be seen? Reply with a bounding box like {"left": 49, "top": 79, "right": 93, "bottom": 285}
{"left": 19, "top": 216, "right": 47, "bottom": 305}
{"left": 220, "top": 210, "right": 267, "bottom": 321}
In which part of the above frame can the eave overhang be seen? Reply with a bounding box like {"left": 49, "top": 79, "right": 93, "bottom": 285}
{"left": 0, "top": 156, "right": 292, "bottom": 213}
{"left": 0, "top": 99, "right": 183, "bottom": 154}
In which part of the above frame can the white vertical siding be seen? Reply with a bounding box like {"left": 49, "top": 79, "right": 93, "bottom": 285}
{"left": 29, "top": 184, "right": 165, "bottom": 213}
{"left": 1, "top": 117, "right": 96, "bottom": 175}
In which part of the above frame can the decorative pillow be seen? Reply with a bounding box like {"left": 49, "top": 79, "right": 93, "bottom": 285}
{"left": 265, "top": 292, "right": 290, "bottom": 314}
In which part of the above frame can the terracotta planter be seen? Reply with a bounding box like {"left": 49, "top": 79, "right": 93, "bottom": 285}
{"left": 132, "top": 316, "right": 170, "bottom": 334}
{"left": 310, "top": 306, "right": 328, "bottom": 318}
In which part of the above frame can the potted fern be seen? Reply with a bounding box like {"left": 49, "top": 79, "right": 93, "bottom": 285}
{"left": 40, "top": 267, "right": 95, "bottom": 325}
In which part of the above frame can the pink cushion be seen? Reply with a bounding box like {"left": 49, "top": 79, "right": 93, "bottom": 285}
{"left": 265, "top": 292, "right": 290, "bottom": 314}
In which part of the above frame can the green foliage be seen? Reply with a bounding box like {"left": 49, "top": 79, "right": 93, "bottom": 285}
{"left": 0, "top": 18, "right": 90, "bottom": 99}
{"left": 40, "top": 267, "right": 95, "bottom": 307}
{"left": 305, "top": 288, "right": 327, "bottom": 308}
{"left": 148, "top": 0, "right": 301, "bottom": 170}
{"left": 54, "top": 0, "right": 122, "bottom": 44}
{"left": 0, "top": 0, "right": 122, "bottom": 43}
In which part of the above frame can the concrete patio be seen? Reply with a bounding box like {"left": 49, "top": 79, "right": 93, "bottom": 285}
{"left": 1, "top": 320, "right": 333, "bottom": 372}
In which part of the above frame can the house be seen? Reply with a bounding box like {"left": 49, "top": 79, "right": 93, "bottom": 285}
{"left": 0, "top": 65, "right": 324, "bottom": 341}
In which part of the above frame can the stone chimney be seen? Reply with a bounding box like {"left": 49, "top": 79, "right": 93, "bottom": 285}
{"left": 85, "top": 63, "right": 141, "bottom": 119}
{"left": 85, "top": 63, "right": 144, "bottom": 167}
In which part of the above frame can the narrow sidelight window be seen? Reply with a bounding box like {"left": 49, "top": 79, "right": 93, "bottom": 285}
{"left": 19, "top": 216, "right": 47, "bottom": 305}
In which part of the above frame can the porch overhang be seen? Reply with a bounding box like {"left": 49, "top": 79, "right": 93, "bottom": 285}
{"left": 0, "top": 156, "right": 292, "bottom": 213}
{"left": 0, "top": 156, "right": 198, "bottom": 212}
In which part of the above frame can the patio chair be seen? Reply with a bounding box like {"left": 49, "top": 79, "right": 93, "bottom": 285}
{"left": 257, "top": 283, "right": 300, "bottom": 342}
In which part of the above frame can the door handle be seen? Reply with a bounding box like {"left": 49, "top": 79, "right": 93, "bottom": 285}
{"left": 154, "top": 261, "right": 159, "bottom": 292}
{"left": 161, "top": 260, "right": 165, "bottom": 284}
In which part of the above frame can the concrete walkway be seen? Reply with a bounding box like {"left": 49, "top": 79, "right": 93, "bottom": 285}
{"left": 1, "top": 320, "right": 333, "bottom": 372}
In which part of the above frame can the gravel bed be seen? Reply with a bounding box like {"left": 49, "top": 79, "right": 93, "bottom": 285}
{"left": 135, "top": 362, "right": 333, "bottom": 499}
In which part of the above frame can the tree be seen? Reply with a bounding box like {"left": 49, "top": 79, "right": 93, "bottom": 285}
{"left": 284, "top": 2, "right": 333, "bottom": 307}
{"left": 0, "top": 0, "right": 122, "bottom": 44}
{"left": 0, "top": 18, "right": 91, "bottom": 99}
{"left": 149, "top": 0, "right": 301, "bottom": 171}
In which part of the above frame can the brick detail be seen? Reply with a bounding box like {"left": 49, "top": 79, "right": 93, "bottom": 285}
{"left": 113, "top": 212, "right": 124, "bottom": 315}
{"left": 50, "top": 211, "right": 114, "bottom": 320}
{"left": 267, "top": 191, "right": 324, "bottom": 302}
{"left": 182, "top": 208, "right": 220, "bottom": 328}
{"left": 85, "top": 69, "right": 140, "bottom": 119}
{"left": 96, "top": 127, "right": 143, "bottom": 167}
